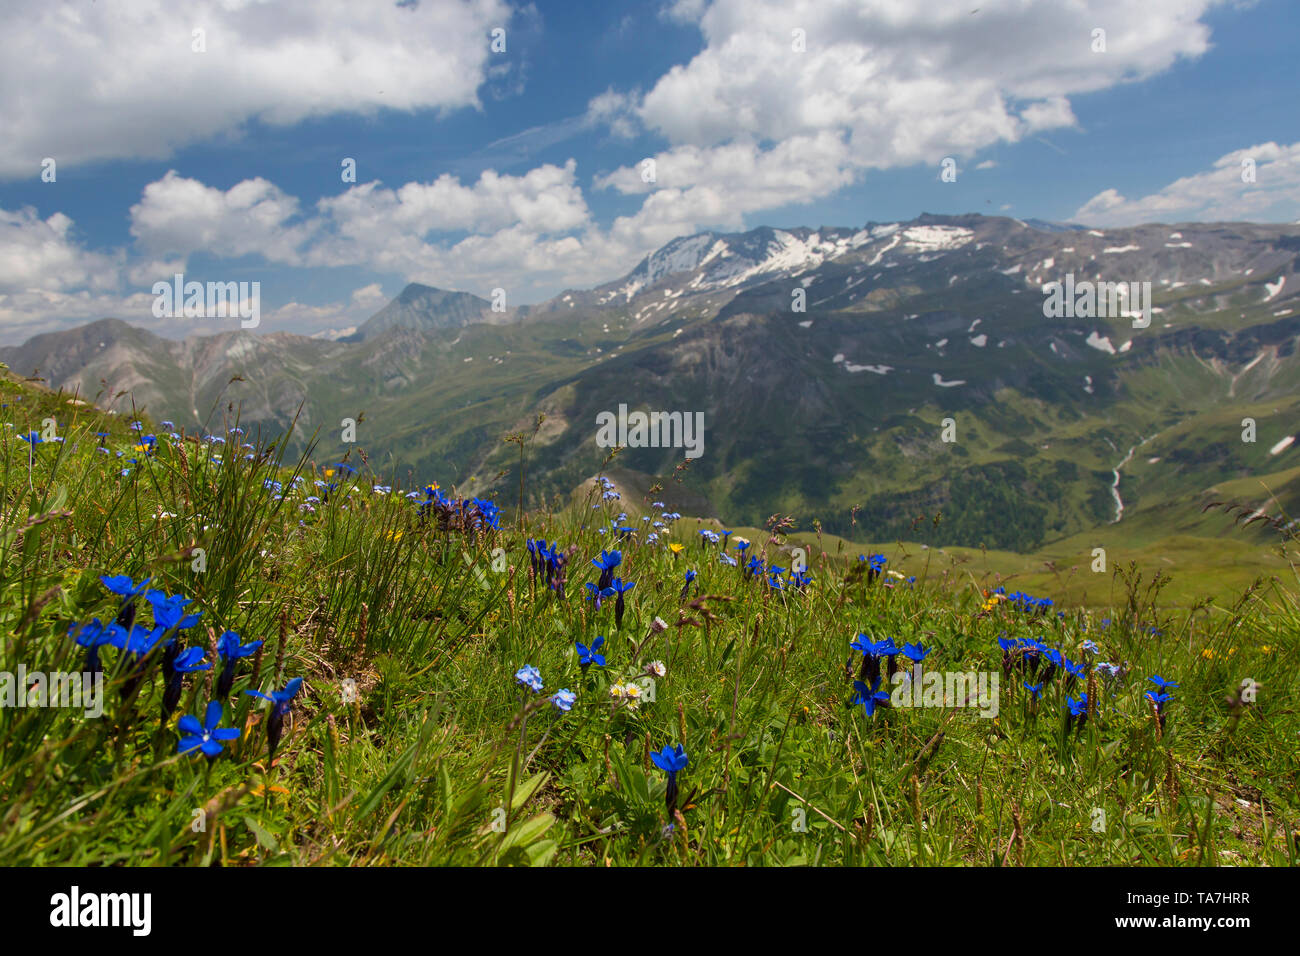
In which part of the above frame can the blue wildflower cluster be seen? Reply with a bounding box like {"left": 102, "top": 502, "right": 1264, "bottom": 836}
{"left": 527, "top": 538, "right": 570, "bottom": 597}
{"left": 418, "top": 484, "right": 501, "bottom": 533}
{"left": 858, "top": 553, "right": 887, "bottom": 582}
{"left": 996, "top": 631, "right": 1170, "bottom": 733}
{"left": 849, "top": 632, "right": 929, "bottom": 692}
{"left": 990, "top": 587, "right": 1055, "bottom": 615}
{"left": 64, "top": 574, "right": 302, "bottom": 761}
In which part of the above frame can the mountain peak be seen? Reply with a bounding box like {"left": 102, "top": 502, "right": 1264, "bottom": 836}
{"left": 355, "top": 283, "right": 496, "bottom": 339}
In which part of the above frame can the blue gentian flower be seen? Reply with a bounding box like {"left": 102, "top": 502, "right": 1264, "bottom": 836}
{"left": 576, "top": 636, "right": 606, "bottom": 668}
{"left": 584, "top": 581, "right": 607, "bottom": 609}
{"left": 873, "top": 638, "right": 899, "bottom": 658}
{"left": 178, "top": 700, "right": 240, "bottom": 759}
{"left": 650, "top": 744, "right": 689, "bottom": 778}
{"left": 651, "top": 744, "right": 690, "bottom": 812}
{"left": 851, "top": 677, "right": 890, "bottom": 718}
{"left": 245, "top": 677, "right": 304, "bottom": 759}
{"left": 163, "top": 647, "right": 211, "bottom": 719}
{"left": 146, "top": 591, "right": 201, "bottom": 632}
{"left": 69, "top": 618, "right": 122, "bottom": 674}
{"left": 216, "top": 630, "right": 264, "bottom": 697}
{"left": 101, "top": 574, "right": 153, "bottom": 599}
{"left": 607, "top": 578, "right": 635, "bottom": 628}
{"left": 681, "top": 569, "right": 697, "bottom": 600}
{"left": 595, "top": 548, "right": 624, "bottom": 595}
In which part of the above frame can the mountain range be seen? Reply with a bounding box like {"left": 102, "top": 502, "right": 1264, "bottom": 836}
{"left": 5, "top": 213, "right": 1299, "bottom": 553}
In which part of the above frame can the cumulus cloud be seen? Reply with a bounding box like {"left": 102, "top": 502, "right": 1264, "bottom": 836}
{"left": 0, "top": 207, "right": 122, "bottom": 293}
{"left": 0, "top": 161, "right": 615, "bottom": 341}
{"left": 635, "top": 0, "right": 1215, "bottom": 153}
{"left": 315, "top": 161, "right": 590, "bottom": 244}
{"left": 1075, "top": 142, "right": 1300, "bottom": 226}
{"left": 589, "top": 0, "right": 1222, "bottom": 226}
{"left": 123, "top": 163, "right": 601, "bottom": 292}
{"left": 0, "top": 0, "right": 513, "bottom": 176}
{"left": 129, "top": 172, "right": 318, "bottom": 264}
{"left": 595, "top": 132, "right": 856, "bottom": 251}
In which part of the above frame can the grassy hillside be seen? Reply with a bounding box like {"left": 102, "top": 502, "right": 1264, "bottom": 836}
{"left": 1, "top": 370, "right": 1296, "bottom": 866}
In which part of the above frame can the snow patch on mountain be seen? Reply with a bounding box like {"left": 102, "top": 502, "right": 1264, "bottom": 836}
{"left": 900, "top": 225, "right": 973, "bottom": 252}
{"left": 845, "top": 362, "right": 892, "bottom": 374}
{"left": 1086, "top": 331, "right": 1116, "bottom": 354}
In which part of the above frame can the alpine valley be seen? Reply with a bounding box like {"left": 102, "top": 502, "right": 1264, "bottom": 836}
{"left": 6, "top": 213, "right": 1299, "bottom": 599}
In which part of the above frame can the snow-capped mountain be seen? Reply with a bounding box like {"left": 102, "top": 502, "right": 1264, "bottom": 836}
{"left": 5, "top": 213, "right": 1299, "bottom": 551}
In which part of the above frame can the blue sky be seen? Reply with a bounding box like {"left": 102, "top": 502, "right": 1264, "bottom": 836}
{"left": 1, "top": 0, "right": 1297, "bottom": 344}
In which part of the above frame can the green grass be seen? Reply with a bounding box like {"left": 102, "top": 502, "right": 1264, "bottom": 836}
{"left": 1, "top": 371, "right": 1297, "bottom": 866}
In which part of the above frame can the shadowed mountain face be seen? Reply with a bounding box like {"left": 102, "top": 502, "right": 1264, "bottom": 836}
{"left": 5, "top": 214, "right": 1299, "bottom": 550}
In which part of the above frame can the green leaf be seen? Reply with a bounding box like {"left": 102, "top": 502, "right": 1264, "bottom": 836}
{"left": 510, "top": 771, "right": 550, "bottom": 812}
{"left": 242, "top": 815, "right": 280, "bottom": 853}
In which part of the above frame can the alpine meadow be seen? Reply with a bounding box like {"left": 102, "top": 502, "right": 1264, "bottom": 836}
{"left": 0, "top": 0, "right": 1297, "bottom": 897}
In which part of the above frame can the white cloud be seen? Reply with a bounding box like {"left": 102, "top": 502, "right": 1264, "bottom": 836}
{"left": 585, "top": 88, "right": 642, "bottom": 139}
{"left": 0, "top": 281, "right": 391, "bottom": 345}
{"left": 129, "top": 172, "right": 317, "bottom": 263}
{"left": 0, "top": 0, "right": 513, "bottom": 176}
{"left": 315, "top": 161, "right": 590, "bottom": 242}
{"left": 1075, "top": 142, "right": 1300, "bottom": 226}
{"left": 0, "top": 207, "right": 121, "bottom": 293}
{"left": 1, "top": 162, "right": 617, "bottom": 341}
{"left": 596, "top": 132, "right": 856, "bottom": 252}
{"left": 586, "top": 0, "right": 1222, "bottom": 228}
{"left": 257, "top": 284, "right": 392, "bottom": 337}
{"left": 634, "top": 0, "right": 1215, "bottom": 157}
